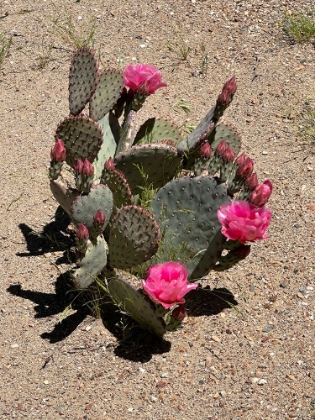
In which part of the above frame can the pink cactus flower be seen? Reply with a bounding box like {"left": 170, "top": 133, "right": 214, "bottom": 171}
{"left": 104, "top": 157, "right": 115, "bottom": 171}
{"left": 93, "top": 209, "right": 105, "bottom": 226}
{"left": 250, "top": 180, "right": 273, "bottom": 207}
{"left": 82, "top": 159, "right": 94, "bottom": 177}
{"left": 246, "top": 172, "right": 258, "bottom": 190}
{"left": 200, "top": 142, "right": 212, "bottom": 159}
{"left": 142, "top": 262, "right": 198, "bottom": 309}
{"left": 217, "top": 201, "right": 272, "bottom": 243}
{"left": 123, "top": 64, "right": 167, "bottom": 95}
{"left": 51, "top": 139, "right": 66, "bottom": 162}
{"left": 76, "top": 224, "right": 89, "bottom": 241}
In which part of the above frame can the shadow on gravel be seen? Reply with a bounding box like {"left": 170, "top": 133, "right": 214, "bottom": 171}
{"left": 16, "top": 206, "right": 72, "bottom": 257}
{"left": 185, "top": 286, "right": 238, "bottom": 316}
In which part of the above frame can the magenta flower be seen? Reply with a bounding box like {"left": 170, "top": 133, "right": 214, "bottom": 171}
{"left": 172, "top": 304, "right": 187, "bottom": 321}
{"left": 236, "top": 155, "right": 254, "bottom": 179}
{"left": 123, "top": 64, "right": 167, "bottom": 95}
{"left": 74, "top": 158, "right": 84, "bottom": 174}
{"left": 217, "top": 201, "right": 272, "bottom": 243}
{"left": 250, "top": 180, "right": 273, "bottom": 207}
{"left": 51, "top": 139, "right": 66, "bottom": 162}
{"left": 142, "top": 262, "right": 197, "bottom": 309}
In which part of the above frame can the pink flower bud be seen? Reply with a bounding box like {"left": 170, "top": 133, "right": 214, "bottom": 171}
{"left": 224, "top": 75, "right": 237, "bottom": 95}
{"left": 217, "top": 76, "right": 237, "bottom": 106}
{"left": 172, "top": 304, "right": 187, "bottom": 321}
{"left": 236, "top": 156, "right": 254, "bottom": 178}
{"left": 250, "top": 180, "right": 273, "bottom": 207}
{"left": 246, "top": 172, "right": 258, "bottom": 190}
{"left": 200, "top": 142, "right": 211, "bottom": 159}
{"left": 215, "top": 140, "right": 227, "bottom": 157}
{"left": 76, "top": 224, "right": 89, "bottom": 241}
{"left": 222, "top": 146, "right": 235, "bottom": 162}
{"left": 93, "top": 209, "right": 105, "bottom": 226}
{"left": 74, "top": 158, "right": 84, "bottom": 174}
{"left": 82, "top": 159, "right": 94, "bottom": 177}
{"left": 104, "top": 157, "right": 115, "bottom": 171}
{"left": 235, "top": 152, "right": 246, "bottom": 166}
{"left": 51, "top": 139, "right": 66, "bottom": 162}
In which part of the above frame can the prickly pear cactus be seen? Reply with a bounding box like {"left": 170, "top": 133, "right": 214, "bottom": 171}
{"left": 47, "top": 46, "right": 270, "bottom": 336}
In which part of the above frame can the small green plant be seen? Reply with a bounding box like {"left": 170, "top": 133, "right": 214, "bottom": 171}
{"left": 172, "top": 99, "right": 191, "bottom": 115}
{"left": 282, "top": 9, "right": 315, "bottom": 43}
{"left": 35, "top": 38, "right": 53, "bottom": 69}
{"left": 0, "top": 31, "right": 12, "bottom": 70}
{"left": 50, "top": 9, "right": 96, "bottom": 49}
{"left": 199, "top": 42, "right": 209, "bottom": 76}
{"left": 167, "top": 36, "right": 192, "bottom": 61}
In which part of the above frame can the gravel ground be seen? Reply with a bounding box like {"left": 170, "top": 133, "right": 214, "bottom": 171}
{"left": 0, "top": 0, "right": 314, "bottom": 419}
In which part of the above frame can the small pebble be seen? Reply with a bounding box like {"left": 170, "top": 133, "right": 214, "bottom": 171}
{"left": 11, "top": 343, "right": 19, "bottom": 349}
{"left": 257, "top": 378, "right": 267, "bottom": 385}
{"left": 262, "top": 325, "right": 273, "bottom": 333}
{"left": 280, "top": 282, "right": 287, "bottom": 288}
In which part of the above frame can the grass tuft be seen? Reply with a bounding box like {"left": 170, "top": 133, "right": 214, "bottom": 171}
{"left": 282, "top": 9, "right": 315, "bottom": 43}
{"left": 0, "top": 31, "right": 12, "bottom": 70}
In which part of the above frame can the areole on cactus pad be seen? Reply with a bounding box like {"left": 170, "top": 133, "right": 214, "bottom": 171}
{"left": 48, "top": 47, "right": 273, "bottom": 336}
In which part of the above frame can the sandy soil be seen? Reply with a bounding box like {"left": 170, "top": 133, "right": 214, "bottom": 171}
{"left": 0, "top": 0, "right": 314, "bottom": 419}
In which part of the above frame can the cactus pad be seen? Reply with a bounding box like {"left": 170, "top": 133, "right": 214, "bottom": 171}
{"left": 71, "top": 184, "right": 113, "bottom": 228}
{"left": 55, "top": 116, "right": 103, "bottom": 169}
{"left": 209, "top": 122, "right": 241, "bottom": 154}
{"left": 50, "top": 180, "right": 80, "bottom": 217}
{"left": 69, "top": 47, "right": 99, "bottom": 116}
{"left": 89, "top": 69, "right": 124, "bottom": 121}
{"left": 101, "top": 167, "right": 134, "bottom": 208}
{"left": 73, "top": 235, "right": 108, "bottom": 288}
{"left": 107, "top": 269, "right": 167, "bottom": 336}
{"left": 93, "top": 113, "right": 118, "bottom": 179}
{"left": 134, "top": 117, "right": 182, "bottom": 145}
{"left": 152, "top": 176, "right": 231, "bottom": 280}
{"left": 108, "top": 205, "right": 161, "bottom": 269}
{"left": 114, "top": 143, "right": 182, "bottom": 195}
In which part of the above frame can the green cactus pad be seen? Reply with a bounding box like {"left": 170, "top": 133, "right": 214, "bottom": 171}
{"left": 50, "top": 180, "right": 80, "bottom": 217}
{"left": 69, "top": 47, "right": 99, "bottom": 116}
{"left": 93, "top": 113, "right": 118, "bottom": 179}
{"left": 73, "top": 235, "right": 108, "bottom": 288}
{"left": 107, "top": 269, "right": 167, "bottom": 336}
{"left": 108, "top": 205, "right": 161, "bottom": 269}
{"left": 151, "top": 176, "right": 231, "bottom": 280}
{"left": 71, "top": 184, "right": 113, "bottom": 228}
{"left": 134, "top": 117, "right": 183, "bottom": 145}
{"left": 209, "top": 122, "right": 241, "bottom": 154}
{"left": 89, "top": 69, "right": 124, "bottom": 122}
{"left": 55, "top": 115, "right": 103, "bottom": 169}
{"left": 177, "top": 105, "right": 216, "bottom": 154}
{"left": 114, "top": 143, "right": 182, "bottom": 195}
{"left": 101, "top": 168, "right": 134, "bottom": 208}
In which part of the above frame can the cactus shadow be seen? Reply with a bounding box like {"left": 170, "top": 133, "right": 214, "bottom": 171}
{"left": 17, "top": 206, "right": 73, "bottom": 257}
{"left": 185, "top": 286, "right": 238, "bottom": 316}
{"left": 7, "top": 271, "right": 89, "bottom": 343}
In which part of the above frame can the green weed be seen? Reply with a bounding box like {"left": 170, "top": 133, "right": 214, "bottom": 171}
{"left": 49, "top": 9, "right": 96, "bottom": 49}
{"left": 282, "top": 9, "right": 315, "bottom": 43}
{"left": 0, "top": 31, "right": 12, "bottom": 70}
